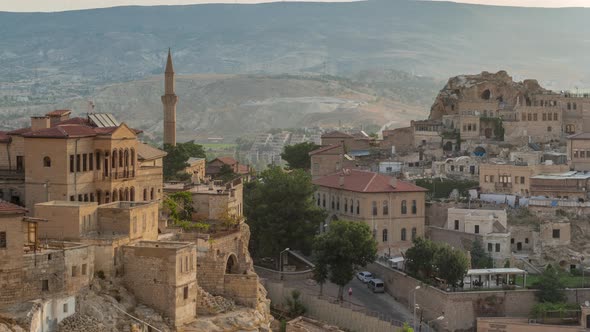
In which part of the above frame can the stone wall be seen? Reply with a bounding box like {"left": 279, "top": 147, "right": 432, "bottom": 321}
{"left": 367, "top": 262, "right": 590, "bottom": 331}
{"left": 223, "top": 274, "right": 259, "bottom": 308}
{"left": 0, "top": 213, "right": 25, "bottom": 306}
{"left": 477, "top": 317, "right": 587, "bottom": 332}
{"left": 427, "top": 226, "right": 483, "bottom": 252}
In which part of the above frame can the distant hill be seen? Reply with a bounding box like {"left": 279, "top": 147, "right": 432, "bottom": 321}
{"left": 0, "top": 0, "right": 589, "bottom": 88}
{"left": 0, "top": 73, "right": 438, "bottom": 143}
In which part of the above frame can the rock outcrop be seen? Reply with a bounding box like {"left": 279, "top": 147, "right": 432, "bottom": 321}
{"left": 428, "top": 70, "right": 549, "bottom": 120}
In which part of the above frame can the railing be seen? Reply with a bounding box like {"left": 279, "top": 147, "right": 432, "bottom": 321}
{"left": 0, "top": 168, "right": 24, "bottom": 179}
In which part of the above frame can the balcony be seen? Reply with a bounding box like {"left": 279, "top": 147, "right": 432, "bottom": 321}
{"left": 0, "top": 168, "right": 25, "bottom": 180}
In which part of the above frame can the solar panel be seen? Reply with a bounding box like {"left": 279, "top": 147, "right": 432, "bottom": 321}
{"left": 88, "top": 113, "right": 120, "bottom": 127}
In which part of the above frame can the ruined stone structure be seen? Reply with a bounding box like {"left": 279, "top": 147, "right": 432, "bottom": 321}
{"left": 122, "top": 241, "right": 197, "bottom": 327}
{"left": 0, "top": 110, "right": 166, "bottom": 215}
{"left": 162, "top": 49, "right": 178, "bottom": 147}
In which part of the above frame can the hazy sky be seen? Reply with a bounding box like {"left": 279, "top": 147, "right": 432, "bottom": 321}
{"left": 1, "top": 0, "right": 589, "bottom": 12}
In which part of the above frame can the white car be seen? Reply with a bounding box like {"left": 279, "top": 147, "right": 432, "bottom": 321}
{"left": 356, "top": 271, "right": 373, "bottom": 283}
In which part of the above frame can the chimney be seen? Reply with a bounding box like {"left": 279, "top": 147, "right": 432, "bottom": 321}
{"left": 390, "top": 177, "right": 397, "bottom": 188}
{"left": 46, "top": 110, "right": 72, "bottom": 126}
{"left": 31, "top": 116, "right": 50, "bottom": 131}
{"left": 339, "top": 174, "right": 345, "bottom": 187}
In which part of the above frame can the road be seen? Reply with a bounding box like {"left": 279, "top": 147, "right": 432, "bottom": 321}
{"left": 285, "top": 277, "right": 414, "bottom": 325}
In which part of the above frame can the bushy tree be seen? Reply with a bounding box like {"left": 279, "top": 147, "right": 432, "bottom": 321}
{"left": 434, "top": 244, "right": 469, "bottom": 287}
{"left": 534, "top": 265, "right": 566, "bottom": 303}
{"left": 217, "top": 164, "right": 237, "bottom": 182}
{"left": 245, "top": 166, "right": 326, "bottom": 257}
{"left": 285, "top": 290, "right": 306, "bottom": 317}
{"left": 163, "top": 141, "right": 206, "bottom": 180}
{"left": 470, "top": 239, "right": 493, "bottom": 269}
{"left": 313, "top": 220, "right": 377, "bottom": 300}
{"left": 312, "top": 259, "right": 329, "bottom": 296}
{"left": 405, "top": 237, "right": 437, "bottom": 278}
{"left": 281, "top": 142, "right": 320, "bottom": 170}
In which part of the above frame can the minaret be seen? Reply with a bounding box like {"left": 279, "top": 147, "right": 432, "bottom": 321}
{"left": 161, "top": 48, "right": 178, "bottom": 147}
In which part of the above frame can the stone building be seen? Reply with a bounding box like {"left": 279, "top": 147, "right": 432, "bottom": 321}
{"left": 479, "top": 161, "right": 569, "bottom": 196}
{"left": 567, "top": 132, "right": 590, "bottom": 171}
{"left": 0, "top": 110, "right": 166, "bottom": 214}
{"left": 320, "top": 131, "right": 372, "bottom": 152}
{"left": 432, "top": 156, "right": 479, "bottom": 179}
{"left": 309, "top": 144, "right": 356, "bottom": 179}
{"left": 446, "top": 208, "right": 511, "bottom": 262}
{"left": 184, "top": 157, "right": 206, "bottom": 183}
{"left": 122, "top": 241, "right": 197, "bottom": 327}
{"left": 313, "top": 169, "right": 427, "bottom": 255}
{"left": 206, "top": 156, "right": 250, "bottom": 180}
{"left": 530, "top": 171, "right": 590, "bottom": 200}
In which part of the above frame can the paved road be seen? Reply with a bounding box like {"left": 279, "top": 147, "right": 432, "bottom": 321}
{"left": 285, "top": 277, "right": 414, "bottom": 325}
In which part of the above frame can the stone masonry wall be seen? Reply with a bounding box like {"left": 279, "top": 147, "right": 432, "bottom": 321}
{"left": 223, "top": 274, "right": 259, "bottom": 308}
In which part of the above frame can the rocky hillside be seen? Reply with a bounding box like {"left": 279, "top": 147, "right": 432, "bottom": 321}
{"left": 0, "top": 74, "right": 438, "bottom": 142}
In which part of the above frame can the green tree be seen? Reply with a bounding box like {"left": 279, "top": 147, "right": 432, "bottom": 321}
{"left": 163, "top": 141, "right": 206, "bottom": 180}
{"left": 280, "top": 142, "right": 320, "bottom": 170}
{"left": 434, "top": 244, "right": 469, "bottom": 287}
{"left": 401, "top": 323, "right": 414, "bottom": 332}
{"left": 404, "top": 237, "right": 437, "bottom": 278}
{"left": 244, "top": 166, "right": 326, "bottom": 258}
{"left": 217, "top": 164, "right": 237, "bottom": 182}
{"left": 470, "top": 239, "right": 493, "bottom": 269}
{"left": 312, "top": 258, "right": 329, "bottom": 296}
{"left": 534, "top": 265, "right": 566, "bottom": 303}
{"left": 285, "top": 290, "right": 306, "bottom": 317}
{"left": 313, "top": 220, "right": 377, "bottom": 300}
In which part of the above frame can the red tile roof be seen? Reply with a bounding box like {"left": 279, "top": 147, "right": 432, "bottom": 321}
{"left": 0, "top": 131, "right": 10, "bottom": 143}
{"left": 214, "top": 157, "right": 238, "bottom": 166}
{"left": 22, "top": 124, "right": 98, "bottom": 138}
{"left": 313, "top": 169, "right": 428, "bottom": 193}
{"left": 0, "top": 200, "right": 27, "bottom": 214}
{"left": 309, "top": 144, "right": 342, "bottom": 156}
{"left": 45, "top": 109, "right": 72, "bottom": 117}
{"left": 321, "top": 131, "right": 353, "bottom": 139}
{"left": 237, "top": 164, "right": 250, "bottom": 175}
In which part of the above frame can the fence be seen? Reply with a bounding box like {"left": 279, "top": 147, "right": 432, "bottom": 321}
{"left": 264, "top": 281, "right": 405, "bottom": 332}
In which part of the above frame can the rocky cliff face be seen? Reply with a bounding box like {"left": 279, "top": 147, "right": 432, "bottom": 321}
{"left": 428, "top": 70, "right": 549, "bottom": 120}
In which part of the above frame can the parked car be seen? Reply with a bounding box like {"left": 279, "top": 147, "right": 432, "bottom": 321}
{"left": 356, "top": 271, "right": 373, "bottom": 283}
{"left": 367, "top": 278, "right": 385, "bottom": 293}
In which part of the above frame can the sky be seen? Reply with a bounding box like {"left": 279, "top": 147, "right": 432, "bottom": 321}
{"left": 1, "top": 0, "right": 589, "bottom": 12}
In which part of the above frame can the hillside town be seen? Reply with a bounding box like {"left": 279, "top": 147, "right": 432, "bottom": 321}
{"left": 2, "top": 47, "right": 590, "bottom": 332}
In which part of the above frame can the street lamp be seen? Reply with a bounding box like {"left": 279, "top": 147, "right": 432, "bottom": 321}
{"left": 426, "top": 315, "right": 445, "bottom": 332}
{"left": 279, "top": 248, "right": 290, "bottom": 280}
{"left": 412, "top": 285, "right": 421, "bottom": 331}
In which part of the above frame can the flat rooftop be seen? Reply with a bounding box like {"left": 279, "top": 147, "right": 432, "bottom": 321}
{"left": 164, "top": 181, "right": 233, "bottom": 194}
{"left": 467, "top": 268, "right": 526, "bottom": 276}
{"left": 132, "top": 240, "right": 192, "bottom": 249}
{"left": 532, "top": 171, "right": 590, "bottom": 180}
{"left": 36, "top": 201, "right": 98, "bottom": 207}
{"left": 98, "top": 201, "right": 155, "bottom": 209}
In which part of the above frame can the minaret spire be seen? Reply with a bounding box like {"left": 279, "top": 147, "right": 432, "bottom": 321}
{"left": 162, "top": 49, "right": 178, "bottom": 147}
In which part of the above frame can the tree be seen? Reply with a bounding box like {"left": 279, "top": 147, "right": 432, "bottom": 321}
{"left": 401, "top": 323, "right": 414, "bottom": 332}
{"left": 285, "top": 290, "right": 306, "bottom": 317}
{"left": 470, "top": 239, "right": 493, "bottom": 269}
{"left": 312, "top": 257, "right": 329, "bottom": 296}
{"left": 163, "top": 141, "right": 206, "bottom": 180}
{"left": 217, "top": 164, "right": 237, "bottom": 182}
{"left": 534, "top": 265, "right": 566, "bottom": 303}
{"left": 404, "top": 237, "right": 437, "bottom": 278}
{"left": 434, "top": 244, "right": 469, "bottom": 287}
{"left": 313, "top": 220, "right": 377, "bottom": 300}
{"left": 245, "top": 166, "right": 326, "bottom": 258}
{"left": 280, "top": 142, "right": 320, "bottom": 170}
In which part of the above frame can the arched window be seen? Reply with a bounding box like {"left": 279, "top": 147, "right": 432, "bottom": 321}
{"left": 143, "top": 189, "right": 148, "bottom": 201}
{"left": 344, "top": 199, "right": 348, "bottom": 213}
{"left": 382, "top": 200, "right": 389, "bottom": 215}
{"left": 401, "top": 200, "right": 407, "bottom": 214}
{"left": 112, "top": 150, "right": 117, "bottom": 169}
{"left": 336, "top": 197, "right": 340, "bottom": 211}
{"left": 356, "top": 200, "right": 360, "bottom": 215}
{"left": 412, "top": 200, "right": 417, "bottom": 214}
{"left": 119, "top": 149, "right": 124, "bottom": 167}
{"left": 382, "top": 229, "right": 388, "bottom": 242}
{"left": 411, "top": 227, "right": 417, "bottom": 240}
{"left": 401, "top": 228, "right": 407, "bottom": 241}
{"left": 322, "top": 194, "right": 326, "bottom": 208}
{"left": 567, "top": 102, "right": 571, "bottom": 110}
{"left": 124, "top": 149, "right": 129, "bottom": 167}
{"left": 317, "top": 193, "right": 321, "bottom": 206}
{"left": 43, "top": 156, "right": 51, "bottom": 167}
{"left": 372, "top": 201, "right": 377, "bottom": 216}
{"left": 331, "top": 196, "right": 335, "bottom": 210}
{"left": 574, "top": 103, "right": 577, "bottom": 110}
{"left": 130, "top": 148, "right": 135, "bottom": 166}
{"left": 150, "top": 188, "right": 155, "bottom": 200}
{"left": 350, "top": 199, "right": 354, "bottom": 213}
{"left": 112, "top": 190, "right": 118, "bottom": 202}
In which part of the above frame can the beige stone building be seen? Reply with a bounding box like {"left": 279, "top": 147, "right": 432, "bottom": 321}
{"left": 309, "top": 144, "right": 356, "bottom": 179}
{"left": 313, "top": 169, "right": 427, "bottom": 255}
{"left": 567, "top": 132, "right": 590, "bottom": 171}
{"left": 530, "top": 172, "right": 590, "bottom": 200}
{"left": 122, "top": 241, "right": 197, "bottom": 327}
{"left": 479, "top": 162, "right": 569, "bottom": 196}
{"left": 320, "top": 131, "right": 372, "bottom": 152}
{"left": 206, "top": 156, "right": 251, "bottom": 181}
{"left": 0, "top": 110, "right": 166, "bottom": 214}
{"left": 185, "top": 157, "right": 206, "bottom": 183}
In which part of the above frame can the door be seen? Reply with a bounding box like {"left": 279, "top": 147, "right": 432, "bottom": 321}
{"left": 517, "top": 242, "right": 522, "bottom": 251}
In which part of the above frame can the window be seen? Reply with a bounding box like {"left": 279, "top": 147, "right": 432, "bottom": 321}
{"left": 63, "top": 303, "right": 68, "bottom": 313}
{"left": 520, "top": 176, "right": 525, "bottom": 184}
{"left": 554, "top": 113, "right": 558, "bottom": 121}
{"left": 184, "top": 286, "right": 189, "bottom": 299}
{"left": 356, "top": 200, "right": 360, "bottom": 215}
{"left": 582, "top": 151, "right": 586, "bottom": 159}
{"left": 454, "top": 220, "right": 459, "bottom": 230}
{"left": 553, "top": 229, "right": 560, "bottom": 239}
{"left": 490, "top": 175, "right": 494, "bottom": 183}
{"left": 317, "top": 194, "right": 321, "bottom": 206}
{"left": 382, "top": 229, "right": 388, "bottom": 242}
{"left": 495, "top": 243, "right": 500, "bottom": 252}
{"left": 344, "top": 199, "right": 348, "bottom": 212}
{"left": 0, "top": 231, "right": 6, "bottom": 248}
{"left": 70, "top": 155, "right": 75, "bottom": 172}
{"left": 90, "top": 193, "right": 94, "bottom": 202}
{"left": 336, "top": 197, "right": 340, "bottom": 211}
{"left": 525, "top": 238, "right": 529, "bottom": 244}
{"left": 150, "top": 188, "right": 154, "bottom": 200}
{"left": 383, "top": 200, "right": 388, "bottom": 215}
{"left": 331, "top": 197, "right": 335, "bottom": 210}
{"left": 70, "top": 195, "right": 75, "bottom": 201}
{"left": 412, "top": 200, "right": 417, "bottom": 214}
{"left": 75, "top": 154, "right": 81, "bottom": 172}
{"left": 411, "top": 227, "right": 417, "bottom": 240}
{"left": 72, "top": 265, "right": 78, "bottom": 277}
{"left": 350, "top": 199, "right": 354, "bottom": 213}
{"left": 527, "top": 113, "right": 532, "bottom": 121}
{"left": 96, "top": 152, "right": 101, "bottom": 170}
{"left": 474, "top": 225, "right": 480, "bottom": 234}
{"left": 401, "top": 200, "right": 407, "bottom": 214}
{"left": 43, "top": 156, "right": 51, "bottom": 167}
{"left": 89, "top": 153, "right": 93, "bottom": 171}
{"left": 521, "top": 113, "right": 526, "bottom": 121}
{"left": 484, "top": 175, "right": 489, "bottom": 183}
{"left": 511, "top": 238, "right": 514, "bottom": 244}
{"left": 84, "top": 194, "right": 88, "bottom": 202}
{"left": 548, "top": 113, "right": 552, "bottom": 121}
{"left": 82, "top": 153, "right": 87, "bottom": 171}
{"left": 487, "top": 243, "right": 493, "bottom": 252}
{"left": 547, "top": 126, "right": 552, "bottom": 132}
{"left": 542, "top": 113, "right": 546, "bottom": 121}
{"left": 533, "top": 113, "right": 538, "bottom": 121}
{"left": 42, "top": 280, "right": 49, "bottom": 291}
{"left": 16, "top": 156, "right": 24, "bottom": 171}
{"left": 372, "top": 201, "right": 377, "bottom": 216}
{"left": 82, "top": 264, "right": 87, "bottom": 275}
{"left": 401, "top": 228, "right": 407, "bottom": 241}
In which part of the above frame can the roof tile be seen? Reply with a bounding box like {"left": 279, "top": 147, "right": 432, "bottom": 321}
{"left": 313, "top": 169, "right": 428, "bottom": 193}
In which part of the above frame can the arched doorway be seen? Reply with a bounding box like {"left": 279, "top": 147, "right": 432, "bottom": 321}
{"left": 225, "top": 254, "right": 239, "bottom": 274}
{"left": 481, "top": 89, "right": 491, "bottom": 100}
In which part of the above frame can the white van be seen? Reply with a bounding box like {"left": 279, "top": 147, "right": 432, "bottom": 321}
{"left": 367, "top": 278, "right": 385, "bottom": 293}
